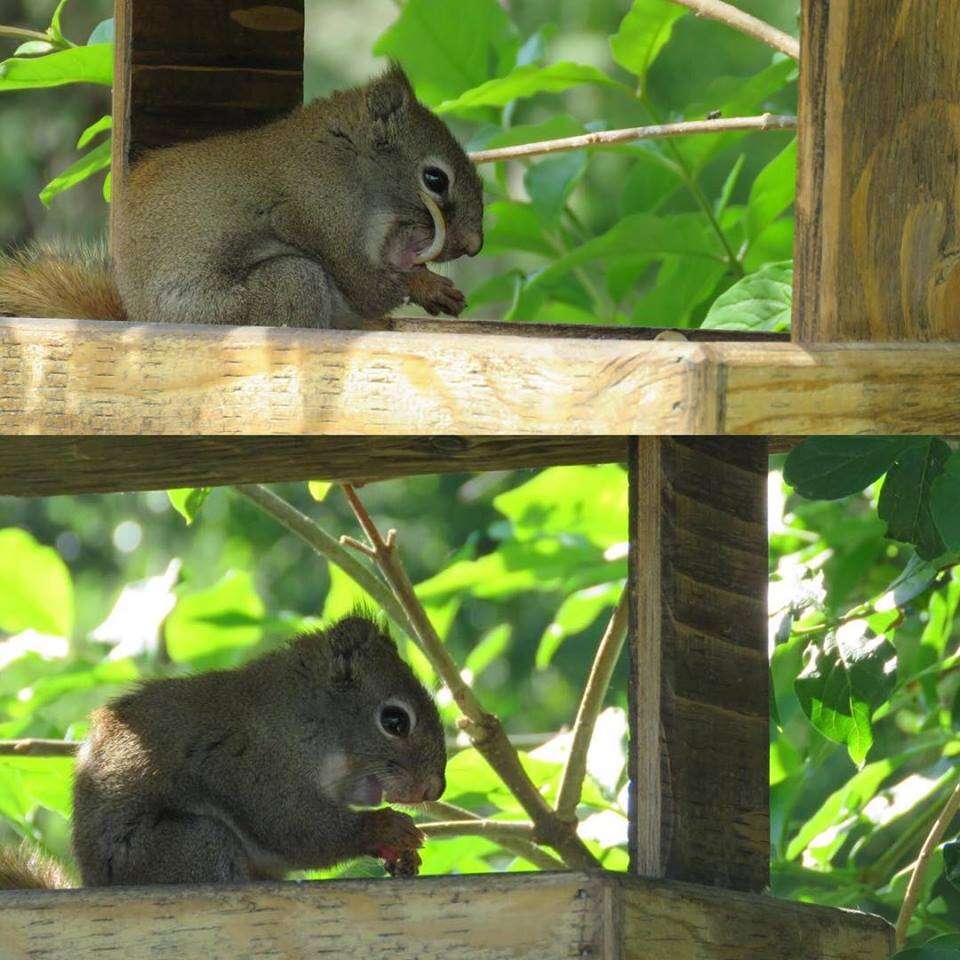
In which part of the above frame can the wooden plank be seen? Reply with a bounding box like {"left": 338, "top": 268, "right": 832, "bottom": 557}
{"left": 110, "top": 0, "right": 303, "bottom": 240}
{"left": 617, "top": 876, "right": 893, "bottom": 960}
{"left": 0, "top": 871, "right": 892, "bottom": 960}
{"left": 0, "top": 872, "right": 605, "bottom": 960}
{"left": 628, "top": 439, "right": 769, "bottom": 891}
{"left": 0, "top": 437, "right": 626, "bottom": 497}
{"left": 794, "top": 0, "right": 960, "bottom": 341}
{"left": 3, "top": 319, "right": 960, "bottom": 435}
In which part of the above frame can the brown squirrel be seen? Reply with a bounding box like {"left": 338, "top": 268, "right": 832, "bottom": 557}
{"left": 0, "top": 64, "right": 483, "bottom": 328}
{"left": 0, "top": 613, "right": 446, "bottom": 888}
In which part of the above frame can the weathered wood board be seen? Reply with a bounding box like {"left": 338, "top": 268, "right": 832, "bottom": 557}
{"left": 795, "top": 0, "right": 960, "bottom": 341}
{"left": 1, "top": 319, "right": 958, "bottom": 434}
{"left": 628, "top": 439, "right": 769, "bottom": 892}
{"left": 0, "top": 871, "right": 892, "bottom": 960}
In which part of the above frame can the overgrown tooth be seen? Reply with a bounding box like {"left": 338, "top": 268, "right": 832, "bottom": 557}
{"left": 412, "top": 190, "right": 446, "bottom": 264}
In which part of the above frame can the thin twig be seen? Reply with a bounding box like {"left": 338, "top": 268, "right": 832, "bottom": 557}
{"left": 420, "top": 819, "right": 535, "bottom": 841}
{"left": 340, "top": 483, "right": 600, "bottom": 870}
{"left": 555, "top": 588, "right": 630, "bottom": 822}
{"left": 421, "top": 801, "right": 565, "bottom": 870}
{"left": 667, "top": 0, "right": 800, "bottom": 60}
{"left": 895, "top": 779, "right": 960, "bottom": 947}
{"left": 0, "top": 24, "right": 52, "bottom": 44}
{"left": 233, "top": 484, "right": 418, "bottom": 641}
{"left": 0, "top": 739, "right": 78, "bottom": 757}
{"left": 469, "top": 113, "right": 796, "bottom": 164}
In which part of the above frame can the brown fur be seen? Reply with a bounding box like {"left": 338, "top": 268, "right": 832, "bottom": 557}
{"left": 0, "top": 242, "right": 125, "bottom": 321}
{"left": 67, "top": 613, "right": 445, "bottom": 886}
{"left": 0, "top": 842, "right": 72, "bottom": 890}
{"left": 6, "top": 65, "right": 483, "bottom": 329}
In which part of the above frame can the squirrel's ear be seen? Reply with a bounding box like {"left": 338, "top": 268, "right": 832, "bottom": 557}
{"left": 324, "top": 613, "right": 394, "bottom": 685}
{"left": 365, "top": 63, "right": 413, "bottom": 143}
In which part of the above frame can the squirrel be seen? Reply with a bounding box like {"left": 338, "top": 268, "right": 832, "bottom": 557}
{"left": 0, "top": 612, "right": 446, "bottom": 888}
{"left": 0, "top": 64, "right": 484, "bottom": 329}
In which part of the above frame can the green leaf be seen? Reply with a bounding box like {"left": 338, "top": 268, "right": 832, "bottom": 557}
{"left": 524, "top": 151, "right": 587, "bottom": 221}
{"left": 794, "top": 624, "right": 897, "bottom": 765}
{"left": 13, "top": 40, "right": 55, "bottom": 56}
{"left": 609, "top": 0, "right": 687, "bottom": 92}
{"left": 494, "top": 464, "right": 627, "bottom": 548}
{"left": 76, "top": 114, "right": 111, "bottom": 149}
{"left": 931, "top": 450, "right": 960, "bottom": 550}
{"left": 373, "top": 0, "right": 519, "bottom": 106}
{"left": 164, "top": 571, "right": 265, "bottom": 664}
{"left": 784, "top": 437, "right": 921, "bottom": 500}
{"left": 0, "top": 528, "right": 73, "bottom": 638}
{"left": 747, "top": 138, "right": 797, "bottom": 242}
{"left": 944, "top": 838, "right": 960, "bottom": 891}
{"left": 87, "top": 18, "right": 114, "bottom": 46}
{"left": 874, "top": 553, "right": 942, "bottom": 612}
{"left": 0, "top": 44, "right": 112, "bottom": 90}
{"left": 47, "top": 0, "right": 72, "bottom": 46}
{"left": 39, "top": 138, "right": 111, "bottom": 206}
{"left": 888, "top": 949, "right": 960, "bottom": 960}
{"left": 701, "top": 261, "right": 792, "bottom": 331}
{"left": 464, "top": 624, "right": 512, "bottom": 677}
{"left": 537, "top": 581, "right": 623, "bottom": 668}
{"left": 167, "top": 488, "right": 212, "bottom": 525}
{"left": 715, "top": 153, "right": 746, "bottom": 220}
{"left": 633, "top": 254, "right": 727, "bottom": 326}
{"left": 483, "top": 200, "right": 553, "bottom": 257}
{"left": 770, "top": 738, "right": 802, "bottom": 786}
{"left": 435, "top": 62, "right": 619, "bottom": 114}
{"left": 308, "top": 481, "right": 332, "bottom": 502}
{"left": 878, "top": 439, "right": 952, "bottom": 559}
{"left": 471, "top": 115, "right": 585, "bottom": 153}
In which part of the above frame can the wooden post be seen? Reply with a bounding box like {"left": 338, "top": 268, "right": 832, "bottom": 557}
{"left": 110, "top": 0, "right": 304, "bottom": 243}
{"left": 794, "top": 0, "right": 960, "bottom": 341}
{"left": 628, "top": 438, "right": 769, "bottom": 891}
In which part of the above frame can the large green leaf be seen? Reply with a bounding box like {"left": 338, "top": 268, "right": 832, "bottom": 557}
{"left": 483, "top": 200, "right": 553, "bottom": 256}
{"left": 0, "top": 44, "right": 112, "bottom": 90}
{"left": 609, "top": 0, "right": 687, "bottom": 92}
{"left": 0, "top": 528, "right": 73, "bottom": 638}
{"left": 878, "top": 438, "right": 952, "bottom": 559}
{"left": 373, "top": 0, "right": 519, "bottom": 105}
{"left": 784, "top": 437, "right": 921, "bottom": 500}
{"left": 164, "top": 571, "right": 265, "bottom": 664}
{"left": 434, "top": 62, "right": 619, "bottom": 114}
{"left": 747, "top": 138, "right": 797, "bottom": 242}
{"left": 794, "top": 623, "right": 897, "bottom": 765}
{"left": 524, "top": 151, "right": 588, "bottom": 222}
{"left": 701, "top": 261, "right": 792, "bottom": 331}
{"left": 39, "top": 138, "right": 111, "bottom": 206}
{"left": 931, "top": 450, "right": 960, "bottom": 550}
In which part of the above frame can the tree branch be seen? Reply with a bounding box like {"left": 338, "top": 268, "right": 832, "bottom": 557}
{"left": 340, "top": 483, "right": 600, "bottom": 870}
{"left": 895, "top": 778, "right": 960, "bottom": 947}
{"left": 0, "top": 739, "right": 78, "bottom": 757}
{"left": 469, "top": 113, "right": 796, "bottom": 164}
{"left": 667, "top": 0, "right": 800, "bottom": 60}
{"left": 420, "top": 819, "right": 534, "bottom": 841}
{"left": 555, "top": 588, "right": 630, "bottom": 822}
{"left": 233, "top": 484, "right": 418, "bottom": 641}
{"left": 421, "top": 801, "right": 565, "bottom": 870}
{"left": 0, "top": 24, "right": 52, "bottom": 44}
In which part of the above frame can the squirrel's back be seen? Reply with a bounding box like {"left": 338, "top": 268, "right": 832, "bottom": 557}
{"left": 0, "top": 241, "right": 125, "bottom": 321}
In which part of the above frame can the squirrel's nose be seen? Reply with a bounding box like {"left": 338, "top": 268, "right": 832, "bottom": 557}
{"left": 462, "top": 229, "right": 483, "bottom": 257}
{"left": 422, "top": 773, "right": 445, "bottom": 802}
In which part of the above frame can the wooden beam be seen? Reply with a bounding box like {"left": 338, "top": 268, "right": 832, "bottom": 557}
{"left": 0, "top": 871, "right": 891, "bottom": 960}
{"left": 628, "top": 439, "right": 769, "bottom": 891}
{"left": 110, "top": 0, "right": 304, "bottom": 241}
{"left": 794, "top": 0, "right": 960, "bottom": 341}
{"left": 2, "top": 319, "right": 959, "bottom": 434}
{"left": 0, "top": 437, "right": 626, "bottom": 497}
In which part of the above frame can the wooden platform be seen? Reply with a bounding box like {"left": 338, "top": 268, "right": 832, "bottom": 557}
{"left": 2, "top": 317, "right": 957, "bottom": 436}
{"left": 0, "top": 871, "right": 893, "bottom": 960}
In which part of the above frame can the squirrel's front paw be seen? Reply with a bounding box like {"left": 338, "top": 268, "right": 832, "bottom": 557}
{"left": 365, "top": 808, "right": 424, "bottom": 875}
{"left": 405, "top": 268, "right": 466, "bottom": 317}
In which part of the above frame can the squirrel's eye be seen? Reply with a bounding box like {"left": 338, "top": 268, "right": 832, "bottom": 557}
{"left": 422, "top": 166, "right": 449, "bottom": 195}
{"left": 378, "top": 702, "right": 414, "bottom": 739}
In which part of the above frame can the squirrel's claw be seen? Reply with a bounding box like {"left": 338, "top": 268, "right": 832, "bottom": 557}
{"left": 404, "top": 268, "right": 467, "bottom": 318}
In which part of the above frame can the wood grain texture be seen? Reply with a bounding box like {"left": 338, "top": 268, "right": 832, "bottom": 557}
{"left": 0, "top": 873, "right": 603, "bottom": 960}
{"left": 111, "top": 0, "right": 303, "bottom": 175}
{"left": 628, "top": 439, "right": 769, "bottom": 892}
{"left": 3, "top": 319, "right": 959, "bottom": 435}
{"left": 0, "top": 871, "right": 892, "bottom": 960}
{"left": 794, "top": 0, "right": 960, "bottom": 341}
{"left": 0, "top": 437, "right": 626, "bottom": 497}
{"left": 617, "top": 875, "right": 893, "bottom": 960}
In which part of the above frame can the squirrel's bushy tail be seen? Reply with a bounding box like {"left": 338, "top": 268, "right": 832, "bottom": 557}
{"left": 0, "top": 241, "right": 126, "bottom": 321}
{"left": 0, "top": 842, "right": 72, "bottom": 890}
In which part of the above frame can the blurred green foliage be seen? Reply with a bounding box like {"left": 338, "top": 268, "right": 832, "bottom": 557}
{"left": 1, "top": 0, "right": 799, "bottom": 327}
